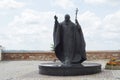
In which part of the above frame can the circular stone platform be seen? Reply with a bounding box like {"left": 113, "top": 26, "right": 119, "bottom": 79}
{"left": 39, "top": 62, "right": 101, "bottom": 76}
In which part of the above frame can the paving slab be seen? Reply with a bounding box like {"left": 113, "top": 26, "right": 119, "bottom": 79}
{"left": 0, "top": 60, "right": 120, "bottom": 80}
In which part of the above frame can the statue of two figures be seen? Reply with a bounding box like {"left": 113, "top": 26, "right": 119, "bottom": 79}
{"left": 53, "top": 9, "right": 87, "bottom": 66}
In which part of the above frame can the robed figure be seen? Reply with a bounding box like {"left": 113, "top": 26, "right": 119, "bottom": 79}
{"left": 53, "top": 14, "right": 86, "bottom": 65}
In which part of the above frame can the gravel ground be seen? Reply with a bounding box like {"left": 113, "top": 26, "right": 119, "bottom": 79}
{"left": 0, "top": 60, "right": 120, "bottom": 80}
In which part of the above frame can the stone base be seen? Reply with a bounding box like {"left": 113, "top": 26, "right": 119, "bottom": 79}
{"left": 39, "top": 62, "right": 101, "bottom": 76}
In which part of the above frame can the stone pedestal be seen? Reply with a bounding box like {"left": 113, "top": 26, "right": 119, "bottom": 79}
{"left": 39, "top": 62, "right": 101, "bottom": 76}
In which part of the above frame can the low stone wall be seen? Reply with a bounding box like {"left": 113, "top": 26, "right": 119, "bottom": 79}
{"left": 2, "top": 52, "right": 56, "bottom": 61}
{"left": 1, "top": 51, "right": 120, "bottom": 61}
{"left": 87, "top": 51, "right": 120, "bottom": 60}
{"left": 0, "top": 49, "right": 1, "bottom": 61}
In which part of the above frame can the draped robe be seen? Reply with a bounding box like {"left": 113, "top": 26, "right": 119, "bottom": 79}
{"left": 53, "top": 20, "right": 86, "bottom": 64}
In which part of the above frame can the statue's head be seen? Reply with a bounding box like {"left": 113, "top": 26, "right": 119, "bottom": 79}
{"left": 65, "top": 14, "right": 70, "bottom": 22}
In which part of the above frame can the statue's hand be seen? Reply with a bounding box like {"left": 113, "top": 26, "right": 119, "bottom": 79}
{"left": 54, "top": 15, "right": 58, "bottom": 21}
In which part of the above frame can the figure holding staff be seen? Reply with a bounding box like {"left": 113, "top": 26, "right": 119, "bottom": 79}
{"left": 53, "top": 8, "right": 86, "bottom": 65}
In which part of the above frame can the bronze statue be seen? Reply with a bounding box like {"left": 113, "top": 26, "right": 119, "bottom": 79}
{"left": 39, "top": 9, "right": 101, "bottom": 76}
{"left": 53, "top": 10, "right": 86, "bottom": 65}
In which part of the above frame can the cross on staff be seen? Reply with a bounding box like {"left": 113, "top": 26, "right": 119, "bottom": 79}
{"left": 75, "top": 8, "right": 79, "bottom": 20}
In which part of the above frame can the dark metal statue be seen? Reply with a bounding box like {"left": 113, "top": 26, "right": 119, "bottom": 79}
{"left": 53, "top": 9, "right": 86, "bottom": 65}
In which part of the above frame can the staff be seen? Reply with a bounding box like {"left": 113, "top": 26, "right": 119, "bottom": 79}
{"left": 75, "top": 8, "right": 78, "bottom": 20}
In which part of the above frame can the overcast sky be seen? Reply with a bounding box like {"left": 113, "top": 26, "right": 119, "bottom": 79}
{"left": 0, "top": 0, "right": 120, "bottom": 51}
